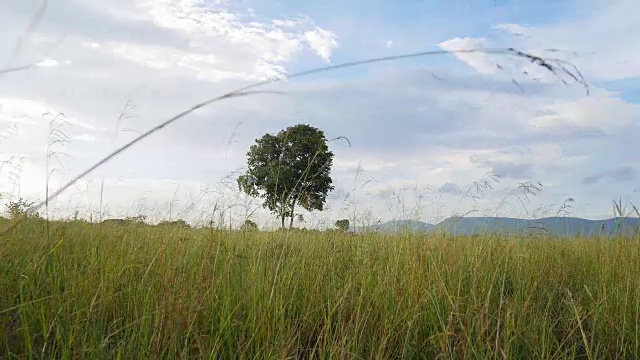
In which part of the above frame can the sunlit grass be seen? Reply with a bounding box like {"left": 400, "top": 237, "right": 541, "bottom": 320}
{"left": 1, "top": 219, "right": 639, "bottom": 358}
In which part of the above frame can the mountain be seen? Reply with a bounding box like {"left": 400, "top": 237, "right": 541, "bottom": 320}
{"left": 361, "top": 219, "right": 435, "bottom": 233}
{"left": 364, "top": 217, "right": 640, "bottom": 237}
{"left": 435, "top": 216, "right": 640, "bottom": 237}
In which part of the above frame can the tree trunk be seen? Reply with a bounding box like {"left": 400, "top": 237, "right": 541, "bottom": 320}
{"left": 288, "top": 199, "right": 297, "bottom": 230}
{"left": 281, "top": 212, "right": 286, "bottom": 229}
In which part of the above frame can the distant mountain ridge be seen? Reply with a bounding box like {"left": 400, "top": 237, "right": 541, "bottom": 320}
{"left": 363, "top": 217, "right": 640, "bottom": 237}
{"left": 365, "top": 219, "right": 435, "bottom": 233}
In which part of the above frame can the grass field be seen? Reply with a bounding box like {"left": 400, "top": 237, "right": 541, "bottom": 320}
{"left": 1, "top": 218, "right": 639, "bottom": 359}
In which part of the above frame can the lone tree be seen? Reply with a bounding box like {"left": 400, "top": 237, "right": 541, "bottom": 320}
{"left": 240, "top": 219, "right": 258, "bottom": 231}
{"left": 335, "top": 219, "right": 350, "bottom": 232}
{"left": 237, "top": 124, "right": 334, "bottom": 229}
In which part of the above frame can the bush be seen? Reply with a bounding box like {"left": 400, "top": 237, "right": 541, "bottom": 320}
{"left": 335, "top": 219, "right": 350, "bottom": 231}
{"left": 157, "top": 220, "right": 191, "bottom": 229}
{"left": 4, "top": 198, "right": 39, "bottom": 219}
{"left": 240, "top": 219, "right": 258, "bottom": 231}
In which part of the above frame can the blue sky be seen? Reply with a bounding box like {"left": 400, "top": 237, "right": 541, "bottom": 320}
{"left": 0, "top": 0, "right": 639, "bottom": 228}
{"left": 244, "top": 0, "right": 584, "bottom": 68}
{"left": 597, "top": 78, "right": 640, "bottom": 103}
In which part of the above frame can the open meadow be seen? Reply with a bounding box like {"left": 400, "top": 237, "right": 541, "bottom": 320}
{"left": 1, "top": 218, "right": 639, "bottom": 359}
{"left": 3, "top": 0, "right": 640, "bottom": 359}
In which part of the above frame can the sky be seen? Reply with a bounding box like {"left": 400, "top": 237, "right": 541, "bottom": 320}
{"left": 0, "top": 0, "right": 639, "bottom": 229}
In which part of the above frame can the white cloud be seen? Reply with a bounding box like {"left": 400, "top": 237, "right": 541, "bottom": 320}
{"left": 492, "top": 23, "right": 528, "bottom": 37}
{"left": 304, "top": 27, "right": 339, "bottom": 62}
{"left": 438, "top": 37, "right": 496, "bottom": 74}
{"left": 0, "top": 98, "right": 56, "bottom": 120}
{"left": 0, "top": 98, "right": 100, "bottom": 159}
{"left": 272, "top": 18, "right": 307, "bottom": 29}
{"left": 103, "top": 41, "right": 254, "bottom": 80}
{"left": 494, "top": 0, "right": 640, "bottom": 81}
{"left": 105, "top": 0, "right": 340, "bottom": 78}
{"left": 530, "top": 92, "right": 640, "bottom": 130}
{"left": 36, "top": 57, "right": 60, "bottom": 67}
{"left": 106, "top": 42, "right": 174, "bottom": 70}
{"left": 82, "top": 41, "right": 101, "bottom": 49}
{"left": 73, "top": 134, "right": 98, "bottom": 143}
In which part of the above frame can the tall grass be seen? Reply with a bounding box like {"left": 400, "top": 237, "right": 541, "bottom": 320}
{"left": 1, "top": 219, "right": 639, "bottom": 358}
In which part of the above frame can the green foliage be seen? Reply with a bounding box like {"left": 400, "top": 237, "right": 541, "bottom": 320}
{"left": 4, "top": 198, "right": 39, "bottom": 219}
{"left": 125, "top": 215, "right": 147, "bottom": 224}
{"left": 101, "top": 218, "right": 126, "bottom": 225}
{"left": 101, "top": 216, "right": 151, "bottom": 227}
{"left": 335, "top": 219, "right": 350, "bottom": 231}
{"left": 237, "top": 124, "right": 334, "bottom": 228}
{"left": 157, "top": 220, "right": 191, "bottom": 229}
{"left": 240, "top": 219, "right": 259, "bottom": 231}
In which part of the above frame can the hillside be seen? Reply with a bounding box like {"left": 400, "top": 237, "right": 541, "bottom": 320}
{"left": 362, "top": 219, "right": 435, "bottom": 233}
{"left": 365, "top": 217, "right": 640, "bottom": 237}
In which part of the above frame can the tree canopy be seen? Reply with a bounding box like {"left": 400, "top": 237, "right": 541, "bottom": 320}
{"left": 237, "top": 124, "right": 334, "bottom": 228}
{"left": 335, "top": 219, "right": 350, "bottom": 232}
{"left": 240, "top": 219, "right": 259, "bottom": 231}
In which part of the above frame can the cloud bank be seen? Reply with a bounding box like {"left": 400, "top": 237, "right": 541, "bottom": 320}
{"left": 1, "top": 0, "right": 639, "bottom": 228}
